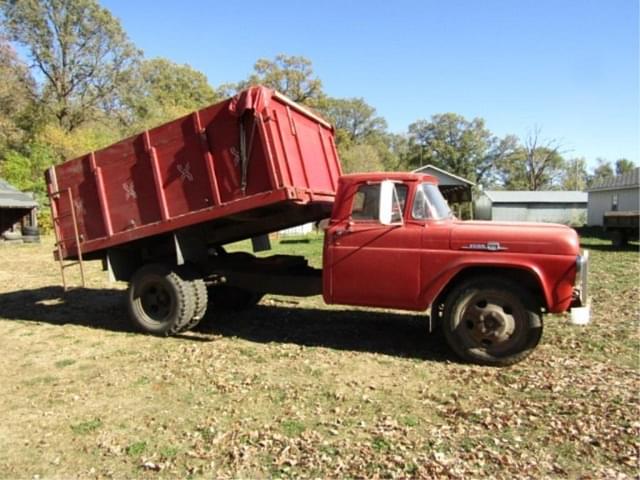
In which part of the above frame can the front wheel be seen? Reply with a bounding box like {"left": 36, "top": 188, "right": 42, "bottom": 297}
{"left": 442, "top": 277, "right": 543, "bottom": 366}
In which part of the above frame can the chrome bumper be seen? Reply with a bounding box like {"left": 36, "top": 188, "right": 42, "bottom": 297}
{"left": 570, "top": 250, "right": 590, "bottom": 325}
{"left": 573, "top": 250, "right": 589, "bottom": 307}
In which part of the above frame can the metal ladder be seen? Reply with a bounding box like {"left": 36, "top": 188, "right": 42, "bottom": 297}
{"left": 49, "top": 187, "right": 86, "bottom": 291}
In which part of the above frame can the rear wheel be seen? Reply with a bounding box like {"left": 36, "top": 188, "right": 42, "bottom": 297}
{"left": 179, "top": 272, "right": 208, "bottom": 332}
{"left": 127, "top": 263, "right": 195, "bottom": 335}
{"left": 442, "top": 277, "right": 543, "bottom": 366}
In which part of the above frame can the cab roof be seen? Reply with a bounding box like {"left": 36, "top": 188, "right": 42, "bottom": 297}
{"left": 339, "top": 172, "right": 438, "bottom": 185}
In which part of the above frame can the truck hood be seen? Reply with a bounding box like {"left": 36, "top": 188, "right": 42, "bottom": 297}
{"left": 450, "top": 220, "right": 580, "bottom": 256}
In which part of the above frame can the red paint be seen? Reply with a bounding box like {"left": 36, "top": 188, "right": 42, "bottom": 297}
{"left": 47, "top": 86, "right": 341, "bottom": 258}
{"left": 323, "top": 173, "right": 581, "bottom": 313}
{"left": 47, "top": 89, "right": 581, "bottom": 316}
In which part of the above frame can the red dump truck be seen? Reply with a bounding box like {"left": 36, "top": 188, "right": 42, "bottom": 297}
{"left": 46, "top": 86, "right": 589, "bottom": 366}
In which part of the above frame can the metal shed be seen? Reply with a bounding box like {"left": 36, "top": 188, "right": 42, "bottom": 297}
{"left": 587, "top": 167, "right": 639, "bottom": 226}
{"left": 475, "top": 190, "right": 587, "bottom": 225}
{"left": 0, "top": 178, "right": 38, "bottom": 235}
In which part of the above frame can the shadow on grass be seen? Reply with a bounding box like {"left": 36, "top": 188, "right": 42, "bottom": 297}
{"left": 576, "top": 226, "right": 640, "bottom": 252}
{"left": 0, "top": 287, "right": 453, "bottom": 362}
{"left": 579, "top": 241, "right": 639, "bottom": 252}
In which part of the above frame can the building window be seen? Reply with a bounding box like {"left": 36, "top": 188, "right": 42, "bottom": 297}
{"left": 612, "top": 193, "right": 618, "bottom": 211}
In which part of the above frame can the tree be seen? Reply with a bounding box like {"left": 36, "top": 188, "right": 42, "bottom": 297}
{"left": 407, "top": 113, "right": 517, "bottom": 186}
{"left": 588, "top": 158, "right": 614, "bottom": 187}
{"left": 222, "top": 54, "right": 323, "bottom": 105}
{"left": 317, "top": 97, "right": 387, "bottom": 144}
{"left": 498, "top": 128, "right": 565, "bottom": 190}
{"left": 1, "top": 0, "right": 141, "bottom": 132}
{"left": 0, "top": 141, "right": 57, "bottom": 198}
{"left": 0, "top": 35, "right": 36, "bottom": 156}
{"left": 124, "top": 57, "right": 219, "bottom": 128}
{"left": 615, "top": 158, "right": 636, "bottom": 176}
{"left": 562, "top": 158, "right": 588, "bottom": 190}
{"left": 339, "top": 143, "right": 386, "bottom": 174}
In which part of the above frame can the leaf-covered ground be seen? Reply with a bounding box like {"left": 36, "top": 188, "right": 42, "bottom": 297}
{"left": 0, "top": 232, "right": 637, "bottom": 479}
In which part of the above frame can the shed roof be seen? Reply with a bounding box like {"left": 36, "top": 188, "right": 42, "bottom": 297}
{"left": 482, "top": 190, "right": 587, "bottom": 204}
{"left": 587, "top": 167, "right": 639, "bottom": 192}
{"left": 0, "top": 178, "right": 38, "bottom": 209}
{"left": 412, "top": 165, "right": 475, "bottom": 186}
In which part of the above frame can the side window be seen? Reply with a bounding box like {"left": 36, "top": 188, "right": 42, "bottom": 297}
{"left": 351, "top": 183, "right": 408, "bottom": 222}
{"left": 351, "top": 184, "right": 380, "bottom": 220}
{"left": 612, "top": 193, "right": 618, "bottom": 211}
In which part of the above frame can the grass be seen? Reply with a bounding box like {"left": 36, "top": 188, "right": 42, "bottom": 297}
{"left": 125, "top": 441, "right": 147, "bottom": 456}
{"left": 0, "top": 232, "right": 637, "bottom": 478}
{"left": 70, "top": 419, "right": 102, "bottom": 435}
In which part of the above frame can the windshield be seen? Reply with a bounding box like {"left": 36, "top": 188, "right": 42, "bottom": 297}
{"left": 412, "top": 183, "right": 453, "bottom": 220}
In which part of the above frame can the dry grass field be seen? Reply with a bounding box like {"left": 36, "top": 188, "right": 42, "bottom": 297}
{"left": 0, "top": 232, "right": 638, "bottom": 479}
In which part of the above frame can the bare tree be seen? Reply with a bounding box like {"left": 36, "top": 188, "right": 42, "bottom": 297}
{"left": 522, "top": 127, "right": 565, "bottom": 190}
{"left": 499, "top": 127, "right": 565, "bottom": 190}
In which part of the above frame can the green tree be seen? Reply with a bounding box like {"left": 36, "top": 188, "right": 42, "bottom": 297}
{"left": 407, "top": 113, "right": 517, "bottom": 186}
{"left": 222, "top": 54, "right": 323, "bottom": 105}
{"left": 339, "top": 143, "right": 385, "bottom": 174}
{"left": 0, "top": 35, "right": 36, "bottom": 156}
{"left": 588, "top": 158, "right": 614, "bottom": 187}
{"left": 317, "top": 97, "right": 387, "bottom": 143}
{"left": 1, "top": 0, "right": 141, "bottom": 132}
{"left": 615, "top": 158, "right": 636, "bottom": 176}
{"left": 562, "top": 157, "right": 588, "bottom": 190}
{"left": 124, "top": 57, "right": 219, "bottom": 129}
{"left": 0, "top": 141, "right": 58, "bottom": 198}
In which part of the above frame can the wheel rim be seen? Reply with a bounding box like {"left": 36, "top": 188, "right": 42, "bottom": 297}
{"left": 140, "top": 281, "right": 172, "bottom": 322}
{"left": 457, "top": 291, "right": 526, "bottom": 354}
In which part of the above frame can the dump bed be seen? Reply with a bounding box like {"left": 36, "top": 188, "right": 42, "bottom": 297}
{"left": 46, "top": 86, "right": 341, "bottom": 260}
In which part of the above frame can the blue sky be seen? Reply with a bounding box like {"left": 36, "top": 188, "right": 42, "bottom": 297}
{"left": 102, "top": 0, "right": 638, "bottom": 167}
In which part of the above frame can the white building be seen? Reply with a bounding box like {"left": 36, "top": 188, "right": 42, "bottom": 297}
{"left": 475, "top": 190, "right": 587, "bottom": 225}
{"left": 279, "top": 222, "right": 314, "bottom": 236}
{"left": 587, "top": 167, "right": 639, "bottom": 226}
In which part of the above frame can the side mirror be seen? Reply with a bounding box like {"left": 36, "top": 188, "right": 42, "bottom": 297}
{"left": 379, "top": 180, "right": 403, "bottom": 226}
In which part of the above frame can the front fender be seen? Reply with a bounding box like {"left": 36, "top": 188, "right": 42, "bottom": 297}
{"left": 420, "top": 256, "right": 556, "bottom": 312}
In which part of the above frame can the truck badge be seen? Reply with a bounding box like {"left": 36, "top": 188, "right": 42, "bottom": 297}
{"left": 462, "top": 242, "right": 507, "bottom": 251}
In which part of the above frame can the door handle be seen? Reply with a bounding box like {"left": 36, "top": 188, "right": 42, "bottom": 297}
{"left": 332, "top": 226, "right": 352, "bottom": 242}
{"left": 333, "top": 229, "right": 348, "bottom": 239}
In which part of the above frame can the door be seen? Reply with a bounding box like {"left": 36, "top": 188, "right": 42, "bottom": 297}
{"left": 326, "top": 182, "right": 423, "bottom": 310}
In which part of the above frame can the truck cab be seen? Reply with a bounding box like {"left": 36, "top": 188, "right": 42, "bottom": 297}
{"left": 323, "top": 173, "right": 589, "bottom": 365}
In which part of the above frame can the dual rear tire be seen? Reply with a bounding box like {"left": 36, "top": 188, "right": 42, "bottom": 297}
{"left": 127, "top": 263, "right": 208, "bottom": 335}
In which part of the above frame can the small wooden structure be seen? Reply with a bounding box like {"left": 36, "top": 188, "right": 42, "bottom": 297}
{"left": 0, "top": 178, "right": 38, "bottom": 237}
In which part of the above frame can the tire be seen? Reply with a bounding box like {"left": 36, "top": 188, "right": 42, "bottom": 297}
{"left": 127, "top": 263, "right": 196, "bottom": 336}
{"left": 176, "top": 265, "right": 208, "bottom": 332}
{"left": 2, "top": 231, "right": 21, "bottom": 241}
{"left": 442, "top": 277, "right": 543, "bottom": 366}
{"left": 186, "top": 279, "right": 208, "bottom": 330}
{"left": 611, "top": 230, "right": 628, "bottom": 248}
{"left": 207, "top": 285, "right": 263, "bottom": 311}
{"left": 22, "top": 235, "right": 40, "bottom": 243}
{"left": 22, "top": 226, "right": 39, "bottom": 236}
